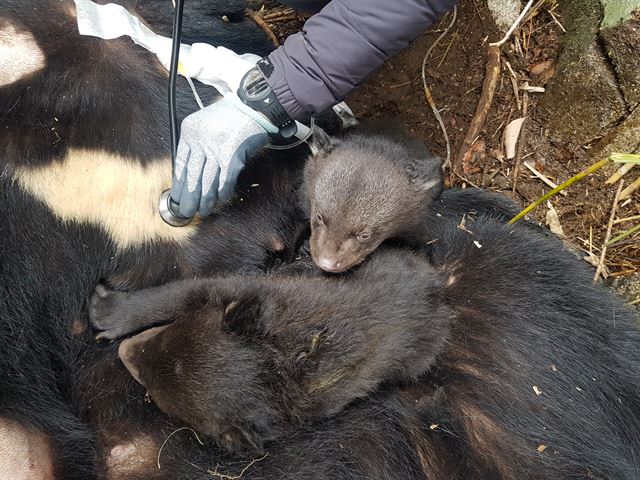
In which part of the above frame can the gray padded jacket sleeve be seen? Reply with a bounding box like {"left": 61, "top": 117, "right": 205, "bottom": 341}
{"left": 263, "top": 0, "right": 458, "bottom": 120}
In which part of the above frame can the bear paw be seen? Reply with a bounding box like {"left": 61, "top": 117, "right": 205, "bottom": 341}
{"left": 89, "top": 284, "right": 132, "bottom": 340}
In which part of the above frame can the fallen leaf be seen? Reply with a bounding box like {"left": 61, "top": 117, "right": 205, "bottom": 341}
{"left": 504, "top": 118, "right": 526, "bottom": 159}
{"left": 462, "top": 138, "right": 486, "bottom": 175}
{"left": 537, "top": 66, "right": 556, "bottom": 86}
{"left": 529, "top": 59, "right": 553, "bottom": 75}
{"left": 537, "top": 444, "right": 548, "bottom": 453}
{"left": 545, "top": 201, "right": 564, "bottom": 236}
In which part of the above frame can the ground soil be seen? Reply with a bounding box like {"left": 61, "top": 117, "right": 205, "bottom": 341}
{"left": 250, "top": 0, "right": 640, "bottom": 281}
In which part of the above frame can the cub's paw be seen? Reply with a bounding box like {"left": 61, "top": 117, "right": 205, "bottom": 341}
{"left": 89, "top": 284, "right": 131, "bottom": 340}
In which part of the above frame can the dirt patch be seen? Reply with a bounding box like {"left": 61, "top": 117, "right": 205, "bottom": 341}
{"left": 251, "top": 0, "right": 640, "bottom": 280}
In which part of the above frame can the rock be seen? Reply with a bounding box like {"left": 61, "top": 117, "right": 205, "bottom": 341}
{"left": 600, "top": 0, "right": 640, "bottom": 28}
{"left": 593, "top": 105, "right": 640, "bottom": 158}
{"left": 609, "top": 273, "right": 640, "bottom": 313}
{"left": 487, "top": 0, "right": 521, "bottom": 35}
{"left": 600, "top": 10, "right": 640, "bottom": 108}
{"left": 540, "top": 0, "right": 627, "bottom": 148}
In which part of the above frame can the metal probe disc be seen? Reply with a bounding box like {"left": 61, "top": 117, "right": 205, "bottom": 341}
{"left": 159, "top": 189, "right": 193, "bottom": 227}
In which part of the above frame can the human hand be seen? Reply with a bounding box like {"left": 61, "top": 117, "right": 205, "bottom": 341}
{"left": 170, "top": 95, "right": 278, "bottom": 218}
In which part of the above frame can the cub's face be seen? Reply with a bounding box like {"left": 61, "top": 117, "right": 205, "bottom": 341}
{"left": 306, "top": 151, "right": 424, "bottom": 273}
{"left": 117, "top": 298, "right": 280, "bottom": 455}
{"left": 308, "top": 208, "right": 386, "bottom": 274}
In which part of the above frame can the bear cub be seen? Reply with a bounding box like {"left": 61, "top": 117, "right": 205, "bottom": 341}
{"left": 89, "top": 248, "right": 452, "bottom": 455}
{"left": 302, "top": 127, "right": 443, "bottom": 272}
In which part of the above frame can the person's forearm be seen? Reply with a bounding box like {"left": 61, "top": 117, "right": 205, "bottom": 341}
{"left": 264, "top": 0, "right": 458, "bottom": 120}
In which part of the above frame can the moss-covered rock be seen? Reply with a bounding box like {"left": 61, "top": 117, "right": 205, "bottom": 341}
{"left": 592, "top": 105, "right": 640, "bottom": 159}
{"left": 601, "top": 0, "right": 640, "bottom": 28}
{"left": 600, "top": 9, "right": 640, "bottom": 108}
{"left": 540, "top": 0, "right": 627, "bottom": 148}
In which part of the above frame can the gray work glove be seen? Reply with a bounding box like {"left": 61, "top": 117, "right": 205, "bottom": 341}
{"left": 171, "top": 94, "right": 279, "bottom": 218}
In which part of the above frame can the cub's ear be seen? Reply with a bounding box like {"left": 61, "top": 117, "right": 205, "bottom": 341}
{"left": 221, "top": 294, "right": 264, "bottom": 335}
{"left": 309, "top": 125, "right": 340, "bottom": 157}
{"left": 404, "top": 155, "right": 444, "bottom": 199}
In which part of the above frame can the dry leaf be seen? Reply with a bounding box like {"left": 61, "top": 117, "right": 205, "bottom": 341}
{"left": 583, "top": 254, "right": 600, "bottom": 268}
{"left": 537, "top": 444, "right": 548, "bottom": 453}
{"left": 533, "top": 385, "right": 543, "bottom": 396}
{"left": 529, "top": 60, "right": 553, "bottom": 75}
{"left": 462, "top": 138, "right": 486, "bottom": 175}
{"left": 545, "top": 201, "right": 564, "bottom": 236}
{"left": 504, "top": 118, "right": 526, "bottom": 159}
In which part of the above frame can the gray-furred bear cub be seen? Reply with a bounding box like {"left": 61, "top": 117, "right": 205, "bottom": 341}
{"left": 302, "top": 128, "right": 443, "bottom": 273}
{"left": 89, "top": 248, "right": 452, "bottom": 455}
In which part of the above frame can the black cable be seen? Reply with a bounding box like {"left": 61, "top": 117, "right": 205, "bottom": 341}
{"left": 159, "top": 0, "right": 193, "bottom": 226}
{"left": 169, "top": 0, "right": 185, "bottom": 163}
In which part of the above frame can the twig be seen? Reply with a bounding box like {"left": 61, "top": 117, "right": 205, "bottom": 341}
{"left": 489, "top": 0, "right": 536, "bottom": 47}
{"left": 511, "top": 76, "right": 521, "bottom": 110}
{"left": 509, "top": 157, "right": 612, "bottom": 224}
{"left": 606, "top": 163, "right": 635, "bottom": 184}
{"left": 619, "top": 177, "right": 640, "bottom": 201}
{"left": 453, "top": 171, "right": 482, "bottom": 188}
{"left": 209, "top": 453, "right": 269, "bottom": 479}
{"left": 614, "top": 214, "right": 640, "bottom": 225}
{"left": 261, "top": 8, "right": 295, "bottom": 20}
{"left": 504, "top": 60, "right": 521, "bottom": 110}
{"left": 511, "top": 91, "right": 529, "bottom": 195}
{"left": 525, "top": 0, "right": 551, "bottom": 23}
{"left": 522, "top": 161, "right": 568, "bottom": 195}
{"left": 547, "top": 8, "right": 566, "bottom": 32}
{"left": 264, "top": 13, "right": 298, "bottom": 23}
{"left": 157, "top": 427, "right": 204, "bottom": 469}
{"left": 437, "top": 31, "right": 459, "bottom": 69}
{"left": 454, "top": 45, "right": 501, "bottom": 174}
{"left": 421, "top": 6, "right": 457, "bottom": 170}
{"left": 577, "top": 234, "right": 602, "bottom": 253}
{"left": 594, "top": 180, "right": 624, "bottom": 282}
{"left": 609, "top": 269, "right": 638, "bottom": 277}
{"left": 246, "top": 10, "right": 280, "bottom": 46}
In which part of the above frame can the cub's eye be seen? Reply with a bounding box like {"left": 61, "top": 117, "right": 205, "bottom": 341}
{"left": 356, "top": 230, "right": 371, "bottom": 242}
{"left": 315, "top": 213, "right": 324, "bottom": 225}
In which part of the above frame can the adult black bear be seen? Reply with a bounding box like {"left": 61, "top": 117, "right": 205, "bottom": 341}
{"left": 0, "top": 1, "right": 307, "bottom": 478}
{"left": 89, "top": 199, "right": 640, "bottom": 479}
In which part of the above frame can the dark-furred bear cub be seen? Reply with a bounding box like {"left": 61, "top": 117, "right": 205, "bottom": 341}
{"left": 302, "top": 128, "right": 443, "bottom": 272}
{"left": 89, "top": 248, "right": 452, "bottom": 454}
